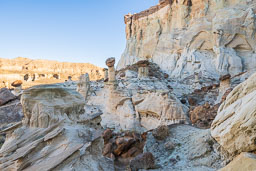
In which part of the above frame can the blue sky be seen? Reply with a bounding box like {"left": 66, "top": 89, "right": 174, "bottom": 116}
{"left": 0, "top": 0, "right": 157, "bottom": 67}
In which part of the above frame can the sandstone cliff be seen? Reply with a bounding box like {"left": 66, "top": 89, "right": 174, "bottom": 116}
{"left": 118, "top": 0, "right": 256, "bottom": 84}
{"left": 0, "top": 57, "right": 103, "bottom": 88}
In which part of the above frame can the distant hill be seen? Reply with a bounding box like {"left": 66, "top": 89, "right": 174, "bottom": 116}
{"left": 0, "top": 57, "right": 103, "bottom": 88}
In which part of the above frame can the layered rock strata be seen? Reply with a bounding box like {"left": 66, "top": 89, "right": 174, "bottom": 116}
{"left": 0, "top": 57, "right": 103, "bottom": 89}
{"left": 118, "top": 0, "right": 256, "bottom": 85}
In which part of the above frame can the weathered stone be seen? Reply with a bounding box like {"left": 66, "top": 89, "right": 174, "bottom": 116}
{"left": 219, "top": 74, "right": 231, "bottom": 81}
{"left": 121, "top": 146, "right": 141, "bottom": 158}
{"left": 114, "top": 137, "right": 135, "bottom": 156}
{"left": 190, "top": 103, "right": 219, "bottom": 129}
{"left": 0, "top": 100, "right": 23, "bottom": 126}
{"left": 21, "top": 84, "right": 85, "bottom": 128}
{"left": 119, "top": 72, "right": 125, "bottom": 78}
{"left": 102, "top": 129, "right": 113, "bottom": 143}
{"left": 164, "top": 141, "right": 175, "bottom": 151}
{"left": 136, "top": 60, "right": 149, "bottom": 67}
{"left": 105, "top": 58, "right": 116, "bottom": 84}
{"left": 76, "top": 73, "right": 90, "bottom": 100}
{"left": 152, "top": 125, "right": 169, "bottom": 140}
{"left": 103, "top": 142, "right": 113, "bottom": 156}
{"left": 105, "top": 57, "right": 115, "bottom": 67}
{"left": 133, "top": 92, "right": 189, "bottom": 130}
{"left": 11, "top": 80, "right": 22, "bottom": 87}
{"left": 103, "top": 68, "right": 108, "bottom": 82}
{"left": 211, "top": 72, "right": 256, "bottom": 155}
{"left": 220, "top": 153, "right": 256, "bottom": 171}
{"left": 23, "top": 144, "right": 84, "bottom": 171}
{"left": 0, "top": 88, "right": 16, "bottom": 106}
{"left": 102, "top": 130, "right": 147, "bottom": 168}
{"left": 188, "top": 97, "right": 197, "bottom": 106}
{"left": 130, "top": 152, "right": 155, "bottom": 171}
{"left": 44, "top": 127, "right": 64, "bottom": 141}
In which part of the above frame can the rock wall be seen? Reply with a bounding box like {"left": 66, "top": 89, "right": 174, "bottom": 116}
{"left": 0, "top": 57, "right": 104, "bottom": 88}
{"left": 118, "top": 0, "right": 256, "bottom": 83}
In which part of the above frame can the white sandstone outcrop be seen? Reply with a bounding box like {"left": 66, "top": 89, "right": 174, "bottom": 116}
{"left": 211, "top": 72, "right": 256, "bottom": 155}
{"left": 220, "top": 152, "right": 256, "bottom": 171}
{"left": 87, "top": 63, "right": 189, "bottom": 132}
{"left": 118, "top": 0, "right": 256, "bottom": 84}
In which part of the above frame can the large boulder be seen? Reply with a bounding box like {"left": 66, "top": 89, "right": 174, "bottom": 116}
{"left": 211, "top": 72, "right": 256, "bottom": 155}
{"left": 21, "top": 84, "right": 85, "bottom": 128}
{"left": 133, "top": 92, "right": 189, "bottom": 130}
{"left": 89, "top": 77, "right": 189, "bottom": 132}
{"left": 220, "top": 153, "right": 256, "bottom": 171}
{"left": 105, "top": 57, "right": 115, "bottom": 67}
{"left": 0, "top": 100, "right": 23, "bottom": 126}
{"left": 190, "top": 103, "right": 219, "bottom": 129}
{"left": 130, "top": 152, "right": 155, "bottom": 171}
{"left": 0, "top": 88, "right": 16, "bottom": 106}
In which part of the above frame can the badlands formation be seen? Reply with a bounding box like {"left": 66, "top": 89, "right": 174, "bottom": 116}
{"left": 0, "top": 0, "right": 256, "bottom": 170}
{"left": 0, "top": 57, "right": 104, "bottom": 89}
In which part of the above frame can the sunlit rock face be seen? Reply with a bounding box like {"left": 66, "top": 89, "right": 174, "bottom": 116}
{"left": 0, "top": 57, "right": 104, "bottom": 89}
{"left": 0, "top": 84, "right": 114, "bottom": 171}
{"left": 117, "top": 0, "right": 256, "bottom": 83}
{"left": 211, "top": 72, "right": 256, "bottom": 155}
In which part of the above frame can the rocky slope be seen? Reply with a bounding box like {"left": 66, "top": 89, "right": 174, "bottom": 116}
{"left": 144, "top": 124, "right": 225, "bottom": 170}
{"left": 1, "top": 69, "right": 256, "bottom": 170}
{"left": 118, "top": 0, "right": 256, "bottom": 86}
{"left": 0, "top": 0, "right": 256, "bottom": 170}
{"left": 0, "top": 57, "right": 104, "bottom": 89}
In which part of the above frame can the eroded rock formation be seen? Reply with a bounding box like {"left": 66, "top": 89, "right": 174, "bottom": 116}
{"left": 0, "top": 1, "right": 255, "bottom": 170}
{"left": 0, "top": 84, "right": 114, "bottom": 170}
{"left": 88, "top": 62, "right": 189, "bottom": 131}
{"left": 76, "top": 73, "right": 90, "bottom": 100}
